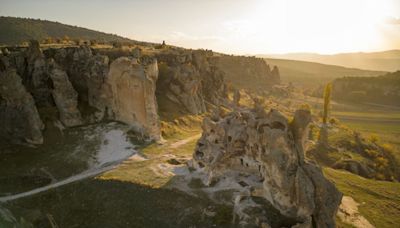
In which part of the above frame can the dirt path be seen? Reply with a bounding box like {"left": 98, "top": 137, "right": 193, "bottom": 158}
{"left": 0, "top": 134, "right": 201, "bottom": 203}
{"left": 169, "top": 134, "right": 201, "bottom": 149}
{"left": 0, "top": 164, "right": 117, "bottom": 203}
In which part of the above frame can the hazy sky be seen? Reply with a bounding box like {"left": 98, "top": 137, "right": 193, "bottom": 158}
{"left": 1, "top": 0, "right": 400, "bottom": 54}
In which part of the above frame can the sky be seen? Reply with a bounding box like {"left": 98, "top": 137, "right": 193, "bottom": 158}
{"left": 1, "top": 0, "right": 400, "bottom": 54}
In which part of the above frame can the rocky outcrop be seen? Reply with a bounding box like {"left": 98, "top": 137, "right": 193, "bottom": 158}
{"left": 156, "top": 50, "right": 227, "bottom": 114}
{"left": 48, "top": 60, "right": 82, "bottom": 127}
{"left": 106, "top": 57, "right": 161, "bottom": 141}
{"left": 85, "top": 54, "right": 112, "bottom": 120}
{"left": 157, "top": 51, "right": 205, "bottom": 114}
{"left": 0, "top": 69, "right": 44, "bottom": 144}
{"left": 271, "top": 65, "right": 281, "bottom": 84}
{"left": 192, "top": 107, "right": 342, "bottom": 227}
{"left": 0, "top": 42, "right": 165, "bottom": 144}
{"left": 26, "top": 40, "right": 53, "bottom": 107}
{"left": 210, "top": 55, "right": 280, "bottom": 91}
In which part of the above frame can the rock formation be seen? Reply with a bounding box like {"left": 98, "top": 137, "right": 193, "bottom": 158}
{"left": 157, "top": 51, "right": 206, "bottom": 114}
{"left": 0, "top": 42, "right": 282, "bottom": 145}
{"left": 210, "top": 55, "right": 281, "bottom": 91}
{"left": 271, "top": 65, "right": 281, "bottom": 85}
{"left": 192, "top": 107, "right": 342, "bottom": 227}
{"left": 156, "top": 49, "right": 228, "bottom": 114}
{"left": 26, "top": 40, "right": 53, "bottom": 107}
{"left": 85, "top": 54, "right": 112, "bottom": 120}
{"left": 0, "top": 69, "right": 44, "bottom": 144}
{"left": 48, "top": 60, "right": 82, "bottom": 127}
{"left": 106, "top": 57, "right": 161, "bottom": 141}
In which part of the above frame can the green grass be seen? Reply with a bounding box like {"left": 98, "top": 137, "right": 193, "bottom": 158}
{"left": 100, "top": 129, "right": 200, "bottom": 188}
{"left": 324, "top": 168, "right": 400, "bottom": 228}
{"left": 341, "top": 120, "right": 400, "bottom": 134}
{"left": 332, "top": 111, "right": 400, "bottom": 120}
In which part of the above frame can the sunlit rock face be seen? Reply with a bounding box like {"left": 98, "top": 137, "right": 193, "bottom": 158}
{"left": 106, "top": 57, "right": 161, "bottom": 141}
{"left": 156, "top": 49, "right": 228, "bottom": 114}
{"left": 192, "top": 107, "right": 342, "bottom": 227}
{"left": 0, "top": 69, "right": 44, "bottom": 144}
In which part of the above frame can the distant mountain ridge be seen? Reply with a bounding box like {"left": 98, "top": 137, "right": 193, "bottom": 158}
{"left": 264, "top": 58, "right": 385, "bottom": 86}
{"left": 259, "top": 50, "right": 400, "bottom": 72}
{"left": 0, "top": 16, "right": 140, "bottom": 45}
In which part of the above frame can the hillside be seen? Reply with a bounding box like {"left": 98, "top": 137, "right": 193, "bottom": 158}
{"left": 261, "top": 50, "right": 400, "bottom": 72}
{"left": 332, "top": 71, "right": 400, "bottom": 106}
{"left": 0, "top": 16, "right": 139, "bottom": 45}
{"left": 264, "top": 58, "right": 385, "bottom": 86}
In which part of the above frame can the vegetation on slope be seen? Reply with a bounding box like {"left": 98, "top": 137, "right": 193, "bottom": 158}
{"left": 332, "top": 71, "right": 400, "bottom": 106}
{"left": 0, "top": 16, "right": 137, "bottom": 45}
{"left": 262, "top": 50, "right": 400, "bottom": 72}
{"left": 325, "top": 168, "right": 400, "bottom": 228}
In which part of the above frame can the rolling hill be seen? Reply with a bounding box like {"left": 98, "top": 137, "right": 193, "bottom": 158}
{"left": 261, "top": 50, "right": 400, "bottom": 72}
{"left": 0, "top": 16, "right": 139, "bottom": 45}
{"left": 265, "top": 58, "right": 385, "bottom": 86}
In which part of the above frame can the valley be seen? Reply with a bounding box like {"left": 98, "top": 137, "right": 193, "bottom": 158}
{"left": 1, "top": 13, "right": 400, "bottom": 228}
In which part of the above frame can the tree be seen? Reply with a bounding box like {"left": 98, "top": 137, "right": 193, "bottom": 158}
{"left": 322, "top": 82, "right": 332, "bottom": 124}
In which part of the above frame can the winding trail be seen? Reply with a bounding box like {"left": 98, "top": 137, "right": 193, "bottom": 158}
{"left": 0, "top": 133, "right": 200, "bottom": 203}
{"left": 0, "top": 160, "right": 126, "bottom": 203}
{"left": 169, "top": 134, "right": 201, "bottom": 149}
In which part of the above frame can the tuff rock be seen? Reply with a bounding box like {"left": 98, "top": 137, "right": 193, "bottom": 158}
{"left": 48, "top": 59, "right": 82, "bottom": 127}
{"left": 0, "top": 69, "right": 44, "bottom": 144}
{"left": 192, "top": 107, "right": 342, "bottom": 227}
{"left": 106, "top": 57, "right": 161, "bottom": 141}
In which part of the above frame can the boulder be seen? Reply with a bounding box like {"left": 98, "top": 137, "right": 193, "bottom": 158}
{"left": 192, "top": 108, "right": 342, "bottom": 227}
{"left": 0, "top": 69, "right": 44, "bottom": 144}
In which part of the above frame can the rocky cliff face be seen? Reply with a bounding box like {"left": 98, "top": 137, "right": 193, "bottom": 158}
{"left": 210, "top": 55, "right": 281, "bottom": 91}
{"left": 192, "top": 107, "right": 342, "bottom": 227}
{"left": 0, "top": 41, "right": 162, "bottom": 144}
{"left": 1, "top": 42, "right": 282, "bottom": 145}
{"left": 106, "top": 57, "right": 161, "bottom": 141}
{"left": 156, "top": 49, "right": 228, "bottom": 114}
{"left": 0, "top": 69, "right": 44, "bottom": 144}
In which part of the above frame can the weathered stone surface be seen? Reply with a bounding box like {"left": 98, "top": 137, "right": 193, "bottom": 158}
{"left": 157, "top": 51, "right": 206, "bottom": 114}
{"left": 210, "top": 55, "right": 281, "bottom": 91}
{"left": 48, "top": 60, "right": 82, "bottom": 127}
{"left": 157, "top": 50, "right": 227, "bottom": 114}
{"left": 26, "top": 40, "right": 53, "bottom": 106}
{"left": 85, "top": 54, "right": 112, "bottom": 120}
{"left": 0, "top": 69, "right": 44, "bottom": 144}
{"left": 106, "top": 57, "right": 161, "bottom": 140}
{"left": 192, "top": 107, "right": 342, "bottom": 227}
{"left": 271, "top": 66, "right": 281, "bottom": 84}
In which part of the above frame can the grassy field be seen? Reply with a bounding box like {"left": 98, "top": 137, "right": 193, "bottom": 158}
{"left": 325, "top": 168, "right": 400, "bottom": 228}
